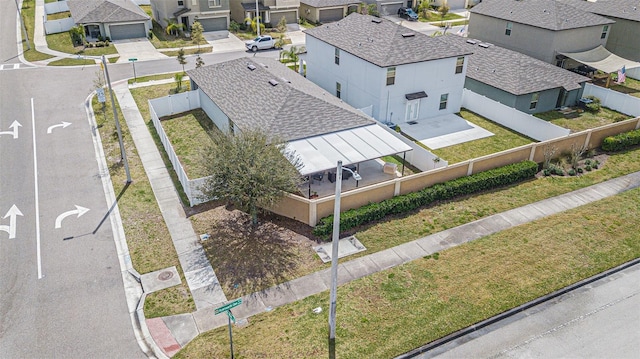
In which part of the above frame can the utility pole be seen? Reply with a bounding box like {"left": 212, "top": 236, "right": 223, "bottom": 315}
{"left": 255, "top": 0, "right": 260, "bottom": 37}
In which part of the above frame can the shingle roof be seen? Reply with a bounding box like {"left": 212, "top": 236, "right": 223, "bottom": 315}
{"left": 301, "top": 0, "right": 360, "bottom": 8}
{"left": 186, "top": 58, "right": 375, "bottom": 142}
{"left": 68, "top": 0, "right": 149, "bottom": 24}
{"left": 304, "top": 13, "right": 472, "bottom": 67}
{"left": 559, "top": 0, "right": 640, "bottom": 22}
{"left": 469, "top": 0, "right": 614, "bottom": 31}
{"left": 439, "top": 35, "right": 590, "bottom": 95}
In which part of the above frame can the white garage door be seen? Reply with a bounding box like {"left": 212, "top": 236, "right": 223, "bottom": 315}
{"left": 319, "top": 8, "right": 344, "bottom": 23}
{"left": 380, "top": 3, "right": 403, "bottom": 16}
{"left": 109, "top": 23, "right": 146, "bottom": 40}
{"left": 272, "top": 10, "right": 297, "bottom": 24}
{"left": 198, "top": 17, "right": 227, "bottom": 32}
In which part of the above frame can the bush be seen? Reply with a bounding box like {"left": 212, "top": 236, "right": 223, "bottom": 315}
{"left": 568, "top": 169, "right": 576, "bottom": 176}
{"left": 312, "top": 161, "right": 538, "bottom": 238}
{"left": 602, "top": 129, "right": 640, "bottom": 152}
{"left": 585, "top": 165, "right": 592, "bottom": 171}
{"left": 543, "top": 168, "right": 551, "bottom": 176}
{"left": 229, "top": 20, "right": 240, "bottom": 32}
{"left": 614, "top": 115, "right": 628, "bottom": 122}
{"left": 577, "top": 167, "right": 584, "bottom": 173}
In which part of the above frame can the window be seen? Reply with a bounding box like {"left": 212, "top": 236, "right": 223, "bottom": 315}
{"left": 601, "top": 25, "right": 609, "bottom": 39}
{"left": 336, "top": 82, "right": 341, "bottom": 99}
{"left": 439, "top": 93, "right": 448, "bottom": 110}
{"left": 386, "top": 67, "right": 396, "bottom": 86}
{"left": 177, "top": 0, "right": 184, "bottom": 6}
{"left": 505, "top": 22, "right": 512, "bottom": 36}
{"left": 208, "top": 0, "right": 220, "bottom": 7}
{"left": 455, "top": 56, "right": 464, "bottom": 74}
{"left": 530, "top": 93, "right": 540, "bottom": 110}
{"left": 334, "top": 48, "right": 340, "bottom": 65}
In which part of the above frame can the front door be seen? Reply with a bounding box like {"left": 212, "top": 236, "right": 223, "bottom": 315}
{"left": 405, "top": 100, "right": 420, "bottom": 122}
{"left": 556, "top": 89, "right": 568, "bottom": 108}
{"left": 181, "top": 16, "right": 189, "bottom": 30}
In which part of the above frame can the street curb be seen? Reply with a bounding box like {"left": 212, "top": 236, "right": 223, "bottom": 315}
{"left": 395, "top": 258, "right": 640, "bottom": 358}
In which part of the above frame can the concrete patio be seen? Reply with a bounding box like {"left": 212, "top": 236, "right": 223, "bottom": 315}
{"left": 399, "top": 113, "right": 494, "bottom": 149}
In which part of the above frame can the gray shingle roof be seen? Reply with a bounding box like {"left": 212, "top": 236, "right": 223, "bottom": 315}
{"left": 439, "top": 34, "right": 590, "bottom": 95}
{"left": 186, "top": 57, "right": 374, "bottom": 142}
{"left": 559, "top": 0, "right": 640, "bottom": 22}
{"left": 301, "top": 0, "right": 360, "bottom": 8}
{"left": 304, "top": 13, "right": 472, "bottom": 67}
{"left": 470, "top": 0, "right": 614, "bottom": 31}
{"left": 68, "top": 0, "right": 149, "bottom": 24}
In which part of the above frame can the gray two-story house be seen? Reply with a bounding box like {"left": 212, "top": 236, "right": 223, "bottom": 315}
{"left": 230, "top": 0, "right": 300, "bottom": 27}
{"left": 151, "top": 0, "right": 230, "bottom": 32}
{"left": 468, "top": 0, "right": 614, "bottom": 66}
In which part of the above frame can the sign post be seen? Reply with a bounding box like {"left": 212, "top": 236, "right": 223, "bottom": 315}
{"left": 215, "top": 299, "right": 242, "bottom": 359}
{"left": 128, "top": 58, "right": 138, "bottom": 83}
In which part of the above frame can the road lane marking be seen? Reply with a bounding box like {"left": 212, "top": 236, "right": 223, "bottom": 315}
{"left": 0, "top": 121, "right": 22, "bottom": 139}
{"left": 54, "top": 205, "right": 90, "bottom": 229}
{"left": 46, "top": 121, "right": 71, "bottom": 134}
{"left": 31, "top": 98, "right": 43, "bottom": 279}
{"left": 0, "top": 205, "right": 23, "bottom": 239}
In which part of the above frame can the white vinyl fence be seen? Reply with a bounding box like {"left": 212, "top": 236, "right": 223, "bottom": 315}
{"left": 583, "top": 83, "right": 640, "bottom": 117}
{"left": 462, "top": 89, "right": 570, "bottom": 141}
{"left": 45, "top": 18, "right": 74, "bottom": 34}
{"left": 378, "top": 124, "right": 447, "bottom": 171}
{"left": 44, "top": 1, "right": 69, "bottom": 14}
{"left": 149, "top": 91, "right": 211, "bottom": 206}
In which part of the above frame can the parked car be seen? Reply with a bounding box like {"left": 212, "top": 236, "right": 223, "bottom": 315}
{"left": 398, "top": 7, "right": 418, "bottom": 21}
{"left": 245, "top": 35, "right": 276, "bottom": 52}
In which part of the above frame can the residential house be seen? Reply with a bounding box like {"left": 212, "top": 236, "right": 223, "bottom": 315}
{"left": 440, "top": 35, "right": 591, "bottom": 113}
{"left": 424, "top": 0, "right": 471, "bottom": 11}
{"left": 150, "top": 0, "right": 230, "bottom": 32}
{"left": 304, "top": 13, "right": 472, "bottom": 125}
{"left": 468, "top": 0, "right": 614, "bottom": 66}
{"left": 230, "top": 0, "right": 300, "bottom": 27}
{"left": 360, "top": 0, "right": 408, "bottom": 16}
{"left": 299, "top": 0, "right": 359, "bottom": 24}
{"left": 68, "top": 0, "right": 152, "bottom": 40}
{"left": 186, "top": 57, "right": 412, "bottom": 179}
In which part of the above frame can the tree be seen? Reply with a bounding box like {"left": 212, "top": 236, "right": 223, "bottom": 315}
{"left": 195, "top": 54, "right": 205, "bottom": 68}
{"left": 69, "top": 25, "right": 84, "bottom": 46}
{"left": 199, "top": 129, "right": 303, "bottom": 226}
{"left": 165, "top": 18, "right": 185, "bottom": 36}
{"left": 174, "top": 72, "right": 184, "bottom": 92}
{"left": 191, "top": 21, "right": 205, "bottom": 52}
{"left": 418, "top": 0, "right": 431, "bottom": 19}
{"left": 359, "top": 2, "right": 379, "bottom": 16}
{"left": 279, "top": 45, "right": 304, "bottom": 72}
{"left": 176, "top": 48, "right": 187, "bottom": 72}
{"left": 245, "top": 16, "right": 265, "bottom": 35}
{"left": 276, "top": 16, "right": 287, "bottom": 33}
{"left": 438, "top": 1, "right": 450, "bottom": 19}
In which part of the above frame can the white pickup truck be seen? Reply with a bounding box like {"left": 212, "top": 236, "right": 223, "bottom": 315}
{"left": 245, "top": 35, "right": 276, "bottom": 52}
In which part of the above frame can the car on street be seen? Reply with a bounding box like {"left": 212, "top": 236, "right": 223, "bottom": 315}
{"left": 245, "top": 35, "right": 276, "bottom": 52}
{"left": 398, "top": 7, "right": 419, "bottom": 21}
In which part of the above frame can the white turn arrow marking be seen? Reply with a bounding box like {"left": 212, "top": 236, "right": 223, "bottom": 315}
{"left": 0, "top": 205, "right": 24, "bottom": 239}
{"left": 0, "top": 121, "right": 22, "bottom": 139}
{"left": 47, "top": 121, "right": 71, "bottom": 134}
{"left": 54, "top": 205, "right": 89, "bottom": 229}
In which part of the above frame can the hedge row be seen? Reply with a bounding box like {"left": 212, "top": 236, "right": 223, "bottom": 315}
{"left": 312, "top": 160, "right": 538, "bottom": 238}
{"left": 602, "top": 128, "right": 640, "bottom": 152}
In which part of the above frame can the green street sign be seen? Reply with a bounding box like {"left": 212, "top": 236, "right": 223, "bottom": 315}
{"left": 128, "top": 58, "right": 138, "bottom": 62}
{"left": 215, "top": 299, "right": 242, "bottom": 314}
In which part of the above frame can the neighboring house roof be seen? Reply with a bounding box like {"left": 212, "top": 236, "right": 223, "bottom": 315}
{"left": 559, "top": 0, "right": 640, "bottom": 22}
{"left": 469, "top": 0, "right": 614, "bottom": 31}
{"left": 439, "top": 35, "right": 590, "bottom": 95}
{"left": 68, "top": 0, "right": 150, "bottom": 24}
{"left": 186, "top": 57, "right": 375, "bottom": 142}
{"left": 304, "top": 13, "right": 472, "bottom": 67}
{"left": 301, "top": 0, "right": 360, "bottom": 8}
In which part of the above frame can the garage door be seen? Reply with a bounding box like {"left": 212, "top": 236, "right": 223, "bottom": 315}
{"left": 109, "top": 23, "right": 146, "bottom": 40}
{"left": 198, "top": 17, "right": 227, "bottom": 32}
{"left": 380, "top": 3, "right": 403, "bottom": 16}
{"left": 319, "top": 8, "right": 344, "bottom": 23}
{"left": 272, "top": 10, "right": 297, "bottom": 24}
{"left": 447, "top": 0, "right": 466, "bottom": 9}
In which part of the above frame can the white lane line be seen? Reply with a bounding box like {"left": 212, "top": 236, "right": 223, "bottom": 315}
{"left": 31, "top": 98, "right": 43, "bottom": 279}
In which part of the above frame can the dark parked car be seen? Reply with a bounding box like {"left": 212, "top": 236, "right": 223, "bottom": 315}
{"left": 398, "top": 7, "right": 418, "bottom": 21}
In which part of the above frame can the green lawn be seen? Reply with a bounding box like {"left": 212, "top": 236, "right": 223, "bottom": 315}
{"left": 149, "top": 21, "right": 195, "bottom": 49}
{"left": 47, "top": 32, "right": 118, "bottom": 56}
{"left": 535, "top": 106, "right": 631, "bottom": 132}
{"left": 48, "top": 57, "right": 95, "bottom": 66}
{"left": 609, "top": 77, "right": 640, "bottom": 98}
{"left": 420, "top": 11, "right": 465, "bottom": 22}
{"left": 429, "top": 109, "right": 534, "bottom": 164}
{"left": 46, "top": 11, "right": 70, "bottom": 21}
{"left": 161, "top": 47, "right": 212, "bottom": 57}
{"left": 20, "top": 0, "right": 55, "bottom": 61}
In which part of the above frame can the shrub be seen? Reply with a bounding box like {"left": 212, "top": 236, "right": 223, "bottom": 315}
{"left": 602, "top": 129, "right": 640, "bottom": 152}
{"left": 568, "top": 169, "right": 576, "bottom": 176}
{"left": 229, "top": 20, "right": 240, "bottom": 32}
{"left": 585, "top": 102, "right": 600, "bottom": 113}
{"left": 585, "top": 159, "right": 592, "bottom": 166}
{"left": 312, "top": 161, "right": 538, "bottom": 238}
{"left": 577, "top": 167, "right": 584, "bottom": 173}
{"left": 543, "top": 168, "right": 551, "bottom": 176}
{"left": 585, "top": 165, "right": 592, "bottom": 171}
{"left": 614, "top": 115, "right": 628, "bottom": 122}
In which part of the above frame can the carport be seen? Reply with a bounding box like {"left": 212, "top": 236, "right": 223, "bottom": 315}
{"left": 559, "top": 45, "right": 640, "bottom": 87}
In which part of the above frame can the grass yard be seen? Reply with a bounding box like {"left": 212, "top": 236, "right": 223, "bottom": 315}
{"left": 420, "top": 11, "right": 465, "bottom": 22}
{"left": 94, "top": 82, "right": 195, "bottom": 317}
{"left": 150, "top": 21, "right": 195, "bottom": 49}
{"left": 128, "top": 72, "right": 181, "bottom": 84}
{"left": 48, "top": 57, "right": 96, "bottom": 66}
{"left": 20, "top": 0, "right": 55, "bottom": 61}
{"left": 535, "top": 106, "right": 631, "bottom": 132}
{"left": 47, "top": 32, "right": 118, "bottom": 56}
{"left": 609, "top": 77, "right": 640, "bottom": 98}
{"left": 46, "top": 11, "right": 70, "bottom": 21}
{"left": 161, "top": 47, "right": 212, "bottom": 57}
{"left": 429, "top": 109, "right": 534, "bottom": 163}
{"left": 175, "top": 184, "right": 640, "bottom": 358}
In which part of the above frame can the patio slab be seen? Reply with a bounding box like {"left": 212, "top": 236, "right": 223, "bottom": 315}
{"left": 400, "top": 113, "right": 494, "bottom": 149}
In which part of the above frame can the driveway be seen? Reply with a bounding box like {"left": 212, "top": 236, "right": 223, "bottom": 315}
{"left": 113, "top": 38, "right": 168, "bottom": 63}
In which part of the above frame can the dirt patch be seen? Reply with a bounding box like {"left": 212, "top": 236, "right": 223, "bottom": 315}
{"left": 535, "top": 152, "right": 609, "bottom": 178}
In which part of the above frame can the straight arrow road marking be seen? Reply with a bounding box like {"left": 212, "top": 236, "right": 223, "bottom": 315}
{"left": 47, "top": 121, "right": 71, "bottom": 134}
{"left": 0, "top": 121, "right": 22, "bottom": 139}
{"left": 55, "top": 205, "right": 89, "bottom": 229}
{"left": 0, "top": 205, "right": 24, "bottom": 239}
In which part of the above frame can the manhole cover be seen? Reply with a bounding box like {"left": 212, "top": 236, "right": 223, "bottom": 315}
{"left": 158, "top": 271, "right": 174, "bottom": 281}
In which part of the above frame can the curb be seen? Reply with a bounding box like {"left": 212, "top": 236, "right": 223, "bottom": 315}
{"left": 395, "top": 258, "right": 640, "bottom": 358}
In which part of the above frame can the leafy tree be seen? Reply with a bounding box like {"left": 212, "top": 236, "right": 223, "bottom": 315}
{"left": 165, "top": 18, "right": 185, "bottom": 36}
{"left": 176, "top": 48, "right": 187, "bottom": 72}
{"left": 279, "top": 45, "right": 304, "bottom": 72}
{"left": 244, "top": 16, "right": 265, "bottom": 35}
{"left": 418, "top": 0, "right": 431, "bottom": 19}
{"left": 195, "top": 54, "right": 205, "bottom": 68}
{"left": 174, "top": 72, "right": 184, "bottom": 92}
{"left": 276, "top": 16, "right": 287, "bottom": 33}
{"left": 191, "top": 21, "right": 205, "bottom": 52}
{"left": 359, "top": 2, "right": 379, "bottom": 16}
{"left": 438, "top": 1, "right": 450, "bottom": 19}
{"left": 199, "top": 129, "right": 303, "bottom": 226}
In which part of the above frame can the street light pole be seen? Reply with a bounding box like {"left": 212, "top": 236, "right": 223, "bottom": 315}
{"left": 328, "top": 160, "right": 343, "bottom": 348}
{"left": 255, "top": 0, "right": 260, "bottom": 37}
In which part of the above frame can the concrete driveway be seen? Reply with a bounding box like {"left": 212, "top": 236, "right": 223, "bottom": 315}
{"left": 113, "top": 38, "right": 168, "bottom": 63}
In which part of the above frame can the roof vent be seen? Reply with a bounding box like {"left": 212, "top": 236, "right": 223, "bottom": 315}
{"left": 279, "top": 77, "right": 290, "bottom": 83}
{"left": 372, "top": 18, "right": 382, "bottom": 23}
{"left": 466, "top": 39, "right": 478, "bottom": 45}
{"left": 402, "top": 33, "right": 415, "bottom": 38}
{"left": 269, "top": 79, "right": 279, "bottom": 86}
{"left": 478, "top": 42, "right": 491, "bottom": 48}
{"left": 247, "top": 64, "right": 256, "bottom": 71}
